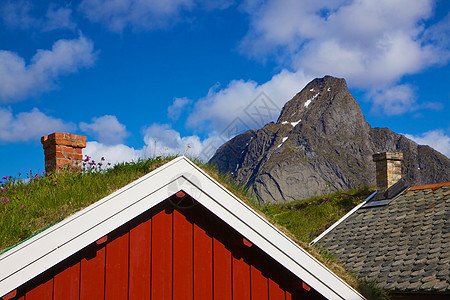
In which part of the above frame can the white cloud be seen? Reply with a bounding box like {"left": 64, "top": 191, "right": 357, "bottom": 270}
{"left": 295, "top": 32, "right": 441, "bottom": 88}
{"left": 80, "top": 115, "right": 129, "bottom": 145}
{"left": 1, "top": 0, "right": 35, "bottom": 29}
{"left": 0, "top": 107, "right": 75, "bottom": 143}
{"left": 84, "top": 141, "right": 141, "bottom": 165}
{"left": 240, "top": 0, "right": 450, "bottom": 114}
{"left": 0, "top": 34, "right": 96, "bottom": 103}
{"left": 142, "top": 123, "right": 219, "bottom": 158}
{"left": 423, "top": 12, "right": 450, "bottom": 56}
{"left": 405, "top": 130, "right": 450, "bottom": 158}
{"left": 1, "top": 1, "right": 76, "bottom": 31}
{"left": 241, "top": 0, "right": 447, "bottom": 86}
{"left": 369, "top": 84, "right": 443, "bottom": 115}
{"left": 370, "top": 84, "right": 417, "bottom": 115}
{"left": 167, "top": 97, "right": 191, "bottom": 120}
{"left": 84, "top": 123, "right": 222, "bottom": 167}
{"left": 79, "top": 0, "right": 232, "bottom": 32}
{"left": 43, "top": 5, "right": 76, "bottom": 31}
{"left": 186, "top": 69, "right": 311, "bottom": 133}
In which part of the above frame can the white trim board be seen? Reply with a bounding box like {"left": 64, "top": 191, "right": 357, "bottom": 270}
{"left": 309, "top": 191, "right": 377, "bottom": 246}
{"left": 0, "top": 156, "right": 364, "bottom": 300}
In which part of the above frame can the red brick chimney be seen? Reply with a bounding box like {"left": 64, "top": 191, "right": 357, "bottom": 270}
{"left": 372, "top": 152, "right": 403, "bottom": 193}
{"left": 41, "top": 133, "right": 87, "bottom": 174}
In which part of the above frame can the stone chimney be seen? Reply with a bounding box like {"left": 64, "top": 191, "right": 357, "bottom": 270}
{"left": 372, "top": 152, "right": 403, "bottom": 193}
{"left": 41, "top": 133, "right": 87, "bottom": 174}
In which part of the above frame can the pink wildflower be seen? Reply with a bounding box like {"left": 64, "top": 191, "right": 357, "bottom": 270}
{"left": 54, "top": 182, "right": 57, "bottom": 185}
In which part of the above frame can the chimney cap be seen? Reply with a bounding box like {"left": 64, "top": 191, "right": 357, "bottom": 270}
{"left": 41, "top": 132, "right": 87, "bottom": 144}
{"left": 372, "top": 152, "right": 403, "bottom": 162}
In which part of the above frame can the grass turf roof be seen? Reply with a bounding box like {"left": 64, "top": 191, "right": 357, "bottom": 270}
{"left": 0, "top": 156, "right": 177, "bottom": 253}
{"left": 0, "top": 155, "right": 384, "bottom": 299}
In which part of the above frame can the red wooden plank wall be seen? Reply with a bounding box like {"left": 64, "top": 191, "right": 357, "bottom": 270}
{"left": 129, "top": 212, "right": 151, "bottom": 299}
{"left": 5, "top": 197, "right": 324, "bottom": 300}
{"left": 152, "top": 204, "right": 172, "bottom": 300}
{"left": 173, "top": 209, "right": 193, "bottom": 300}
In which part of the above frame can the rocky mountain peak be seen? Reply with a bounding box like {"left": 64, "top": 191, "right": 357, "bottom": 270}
{"left": 277, "top": 75, "right": 346, "bottom": 123}
{"left": 277, "top": 75, "right": 369, "bottom": 137}
{"left": 209, "top": 76, "right": 450, "bottom": 204}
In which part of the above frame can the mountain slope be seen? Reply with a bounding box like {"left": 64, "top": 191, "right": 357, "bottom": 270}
{"left": 209, "top": 76, "right": 450, "bottom": 203}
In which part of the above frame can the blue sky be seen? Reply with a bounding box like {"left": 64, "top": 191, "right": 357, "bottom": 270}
{"left": 0, "top": 0, "right": 449, "bottom": 177}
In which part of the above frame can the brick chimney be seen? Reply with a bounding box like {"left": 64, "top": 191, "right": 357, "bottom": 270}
{"left": 41, "top": 133, "right": 87, "bottom": 174}
{"left": 372, "top": 152, "right": 403, "bottom": 193}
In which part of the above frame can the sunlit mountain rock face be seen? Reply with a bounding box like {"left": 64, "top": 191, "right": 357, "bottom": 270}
{"left": 209, "top": 76, "right": 450, "bottom": 203}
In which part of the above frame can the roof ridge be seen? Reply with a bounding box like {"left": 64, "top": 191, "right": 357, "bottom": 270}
{"left": 408, "top": 181, "right": 450, "bottom": 191}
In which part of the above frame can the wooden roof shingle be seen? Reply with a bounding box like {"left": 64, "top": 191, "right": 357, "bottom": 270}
{"left": 317, "top": 183, "right": 450, "bottom": 294}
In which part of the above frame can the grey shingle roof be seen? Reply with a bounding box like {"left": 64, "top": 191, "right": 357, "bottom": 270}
{"left": 317, "top": 182, "right": 450, "bottom": 294}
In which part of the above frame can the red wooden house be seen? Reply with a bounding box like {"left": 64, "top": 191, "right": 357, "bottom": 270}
{"left": 0, "top": 157, "right": 363, "bottom": 299}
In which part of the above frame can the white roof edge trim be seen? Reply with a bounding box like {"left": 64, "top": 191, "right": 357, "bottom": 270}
{"left": 179, "top": 158, "right": 364, "bottom": 300}
{"left": 0, "top": 156, "right": 364, "bottom": 300}
{"left": 310, "top": 191, "right": 376, "bottom": 246}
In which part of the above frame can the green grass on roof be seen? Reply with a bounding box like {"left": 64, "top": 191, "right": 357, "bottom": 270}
{"left": 261, "top": 187, "right": 373, "bottom": 244}
{"left": 0, "top": 156, "right": 176, "bottom": 252}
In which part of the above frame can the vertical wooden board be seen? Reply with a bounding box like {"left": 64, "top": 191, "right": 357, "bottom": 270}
{"left": 286, "top": 291, "right": 292, "bottom": 300}
{"left": 129, "top": 214, "right": 152, "bottom": 299}
{"left": 193, "top": 220, "right": 213, "bottom": 300}
{"left": 105, "top": 228, "right": 129, "bottom": 300}
{"left": 213, "top": 238, "right": 232, "bottom": 300}
{"left": 25, "top": 275, "right": 53, "bottom": 300}
{"left": 268, "top": 278, "right": 285, "bottom": 300}
{"left": 80, "top": 245, "right": 106, "bottom": 300}
{"left": 232, "top": 254, "right": 251, "bottom": 300}
{"left": 250, "top": 265, "right": 268, "bottom": 300}
{"left": 16, "top": 295, "right": 24, "bottom": 300}
{"left": 173, "top": 209, "right": 193, "bottom": 300}
{"left": 53, "top": 259, "right": 80, "bottom": 300}
{"left": 151, "top": 206, "right": 173, "bottom": 300}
